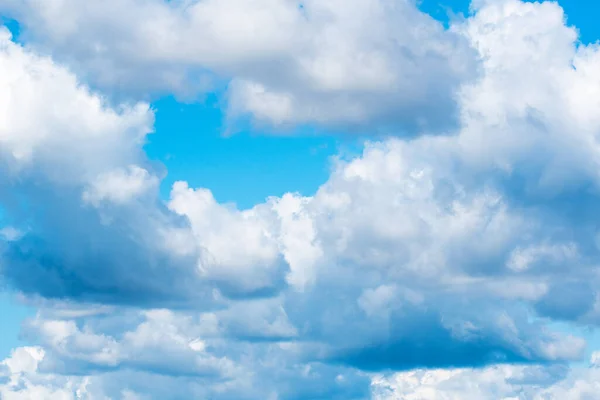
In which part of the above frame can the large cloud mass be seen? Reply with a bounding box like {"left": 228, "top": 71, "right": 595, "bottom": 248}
{"left": 0, "top": 0, "right": 477, "bottom": 133}
{"left": 2, "top": 0, "right": 600, "bottom": 398}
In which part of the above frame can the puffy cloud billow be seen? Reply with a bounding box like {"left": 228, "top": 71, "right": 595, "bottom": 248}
{"left": 2, "top": 0, "right": 600, "bottom": 398}
{"left": 0, "top": 0, "right": 477, "bottom": 133}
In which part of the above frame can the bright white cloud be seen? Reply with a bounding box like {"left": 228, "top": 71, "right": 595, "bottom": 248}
{"left": 82, "top": 165, "right": 159, "bottom": 206}
{"left": 22, "top": 309, "right": 238, "bottom": 379}
{"left": 0, "top": 0, "right": 476, "bottom": 132}
{"left": 0, "top": 346, "right": 86, "bottom": 400}
{"left": 0, "top": 28, "right": 152, "bottom": 183}
{"left": 168, "top": 181, "right": 284, "bottom": 296}
{"left": 456, "top": 0, "right": 600, "bottom": 188}
{"left": 371, "top": 358, "right": 600, "bottom": 399}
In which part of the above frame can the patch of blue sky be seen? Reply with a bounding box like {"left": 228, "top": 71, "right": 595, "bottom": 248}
{"left": 0, "top": 293, "right": 33, "bottom": 359}
{"left": 0, "top": 206, "right": 34, "bottom": 359}
{"left": 0, "top": 16, "right": 20, "bottom": 42}
{"left": 145, "top": 95, "right": 369, "bottom": 208}
{"left": 544, "top": 321, "right": 600, "bottom": 367}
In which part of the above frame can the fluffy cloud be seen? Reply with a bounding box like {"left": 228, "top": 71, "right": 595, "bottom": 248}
{"left": 23, "top": 309, "right": 238, "bottom": 378}
{"left": 2, "top": 0, "right": 600, "bottom": 398}
{"left": 1, "top": 306, "right": 371, "bottom": 399}
{"left": 0, "top": 0, "right": 476, "bottom": 133}
{"left": 371, "top": 358, "right": 600, "bottom": 399}
{"left": 168, "top": 182, "right": 286, "bottom": 297}
{"left": 0, "top": 28, "right": 206, "bottom": 306}
{"left": 0, "top": 346, "right": 87, "bottom": 400}
{"left": 0, "top": 26, "right": 151, "bottom": 181}
{"left": 0, "top": 318, "right": 598, "bottom": 399}
{"left": 82, "top": 166, "right": 159, "bottom": 207}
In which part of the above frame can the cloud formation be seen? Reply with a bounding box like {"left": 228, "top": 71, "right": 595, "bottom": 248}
{"left": 1, "top": 0, "right": 600, "bottom": 398}
{"left": 0, "top": 27, "right": 205, "bottom": 306}
{"left": 0, "top": 0, "right": 477, "bottom": 133}
{"left": 371, "top": 357, "right": 600, "bottom": 399}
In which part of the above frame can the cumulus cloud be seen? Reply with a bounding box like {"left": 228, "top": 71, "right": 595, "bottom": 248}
{"left": 371, "top": 357, "right": 600, "bottom": 399}
{"left": 23, "top": 309, "right": 238, "bottom": 378}
{"left": 0, "top": 322, "right": 598, "bottom": 399}
{"left": 0, "top": 0, "right": 477, "bottom": 133}
{"left": 2, "top": 0, "right": 600, "bottom": 398}
{"left": 82, "top": 165, "right": 159, "bottom": 207}
{"left": 0, "top": 28, "right": 208, "bottom": 306}
{"left": 168, "top": 182, "right": 286, "bottom": 297}
{"left": 0, "top": 306, "right": 371, "bottom": 399}
{"left": 0, "top": 346, "right": 88, "bottom": 400}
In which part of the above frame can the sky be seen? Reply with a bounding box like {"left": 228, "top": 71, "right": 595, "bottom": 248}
{"left": 3, "top": 0, "right": 600, "bottom": 399}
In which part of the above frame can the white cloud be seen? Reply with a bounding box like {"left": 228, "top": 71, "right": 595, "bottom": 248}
{"left": 3, "top": 346, "right": 44, "bottom": 375}
{"left": 168, "top": 181, "right": 284, "bottom": 296}
{"left": 22, "top": 309, "right": 238, "bottom": 379}
{"left": 1, "top": 306, "right": 370, "bottom": 399}
{"left": 506, "top": 243, "right": 578, "bottom": 273}
{"left": 0, "top": 0, "right": 476, "bottom": 132}
{"left": 82, "top": 165, "right": 158, "bottom": 206}
{"left": 271, "top": 193, "right": 322, "bottom": 290}
{"left": 371, "top": 357, "right": 600, "bottom": 399}
{"left": 0, "top": 28, "right": 152, "bottom": 184}
{"left": 0, "top": 27, "right": 211, "bottom": 306}
{"left": 455, "top": 0, "right": 600, "bottom": 189}
{"left": 0, "top": 346, "right": 86, "bottom": 400}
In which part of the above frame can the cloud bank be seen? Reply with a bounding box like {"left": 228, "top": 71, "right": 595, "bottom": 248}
{"left": 0, "top": 0, "right": 477, "bottom": 133}
{"left": 2, "top": 0, "right": 600, "bottom": 398}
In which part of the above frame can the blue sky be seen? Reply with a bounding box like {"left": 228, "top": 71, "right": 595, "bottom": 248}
{"left": 146, "top": 96, "right": 343, "bottom": 207}
{"left": 3, "top": 0, "right": 600, "bottom": 398}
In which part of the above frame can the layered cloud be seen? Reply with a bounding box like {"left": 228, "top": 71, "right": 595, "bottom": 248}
{"left": 2, "top": 0, "right": 600, "bottom": 398}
